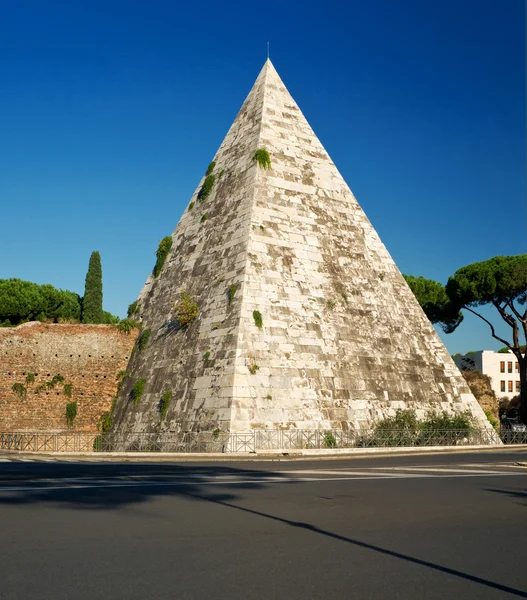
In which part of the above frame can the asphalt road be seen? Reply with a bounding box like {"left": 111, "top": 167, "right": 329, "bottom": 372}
{"left": 0, "top": 450, "right": 526, "bottom": 600}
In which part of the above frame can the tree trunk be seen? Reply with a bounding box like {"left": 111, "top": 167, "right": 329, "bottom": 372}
{"left": 519, "top": 356, "right": 527, "bottom": 424}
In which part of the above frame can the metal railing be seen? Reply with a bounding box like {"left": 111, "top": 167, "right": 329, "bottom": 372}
{"left": 0, "top": 427, "right": 516, "bottom": 453}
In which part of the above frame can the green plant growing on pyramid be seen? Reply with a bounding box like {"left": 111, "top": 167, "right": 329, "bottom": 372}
{"left": 174, "top": 291, "right": 199, "bottom": 327}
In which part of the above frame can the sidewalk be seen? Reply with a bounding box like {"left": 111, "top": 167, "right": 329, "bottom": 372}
{"left": 2, "top": 444, "right": 527, "bottom": 462}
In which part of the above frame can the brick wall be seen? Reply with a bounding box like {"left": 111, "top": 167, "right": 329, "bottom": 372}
{"left": 0, "top": 322, "right": 137, "bottom": 432}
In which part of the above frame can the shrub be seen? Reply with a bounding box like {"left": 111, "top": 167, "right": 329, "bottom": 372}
{"left": 63, "top": 383, "right": 73, "bottom": 398}
{"left": 200, "top": 213, "right": 208, "bottom": 223}
{"left": 227, "top": 284, "right": 237, "bottom": 306}
{"left": 326, "top": 298, "right": 337, "bottom": 310}
{"left": 159, "top": 391, "right": 172, "bottom": 421}
{"left": 132, "top": 378, "right": 146, "bottom": 405}
{"left": 206, "top": 161, "right": 216, "bottom": 176}
{"left": 212, "top": 428, "right": 221, "bottom": 439}
{"left": 82, "top": 251, "right": 104, "bottom": 324}
{"left": 253, "top": 310, "right": 263, "bottom": 329}
{"left": 219, "top": 169, "right": 225, "bottom": 180}
{"left": 116, "top": 370, "right": 129, "bottom": 381}
{"left": 324, "top": 432, "right": 337, "bottom": 448}
{"left": 203, "top": 351, "right": 210, "bottom": 360}
{"left": 138, "top": 328, "right": 151, "bottom": 351}
{"left": 484, "top": 409, "right": 499, "bottom": 430}
{"left": 50, "top": 374, "right": 64, "bottom": 387}
{"left": 127, "top": 301, "right": 139, "bottom": 318}
{"left": 12, "top": 383, "right": 26, "bottom": 398}
{"left": 174, "top": 290, "right": 199, "bottom": 326}
{"left": 100, "top": 411, "right": 112, "bottom": 433}
{"left": 103, "top": 311, "right": 120, "bottom": 324}
{"left": 153, "top": 236, "right": 173, "bottom": 277}
{"left": 188, "top": 201, "right": 195, "bottom": 211}
{"left": 254, "top": 148, "right": 271, "bottom": 169}
{"left": 118, "top": 319, "right": 139, "bottom": 334}
{"left": 25, "top": 373, "right": 35, "bottom": 386}
{"left": 198, "top": 174, "right": 215, "bottom": 201}
{"left": 65, "top": 401, "right": 77, "bottom": 428}
{"left": 248, "top": 360, "right": 260, "bottom": 375}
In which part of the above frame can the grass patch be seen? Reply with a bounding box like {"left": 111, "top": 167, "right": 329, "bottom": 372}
{"left": 198, "top": 174, "right": 215, "bottom": 201}
{"left": 63, "top": 383, "right": 73, "bottom": 398}
{"left": 153, "top": 236, "right": 173, "bottom": 277}
{"left": 206, "top": 161, "right": 216, "bottom": 176}
{"left": 138, "top": 328, "right": 151, "bottom": 351}
{"left": 66, "top": 401, "right": 77, "bottom": 428}
{"left": 159, "top": 391, "right": 172, "bottom": 421}
{"left": 188, "top": 201, "right": 195, "bottom": 210}
{"left": 132, "top": 378, "right": 146, "bottom": 405}
{"left": 200, "top": 212, "right": 209, "bottom": 223}
{"left": 203, "top": 351, "right": 210, "bottom": 361}
{"left": 253, "top": 310, "right": 263, "bottom": 329}
{"left": 12, "top": 383, "right": 26, "bottom": 398}
{"left": 254, "top": 148, "right": 271, "bottom": 169}
{"left": 227, "top": 283, "right": 237, "bottom": 306}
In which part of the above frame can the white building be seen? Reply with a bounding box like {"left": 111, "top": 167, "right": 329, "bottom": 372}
{"left": 454, "top": 350, "right": 522, "bottom": 399}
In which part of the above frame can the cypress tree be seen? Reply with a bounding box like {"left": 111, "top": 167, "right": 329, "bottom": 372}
{"left": 82, "top": 251, "right": 103, "bottom": 323}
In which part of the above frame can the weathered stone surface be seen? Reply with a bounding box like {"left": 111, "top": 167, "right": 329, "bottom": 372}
{"left": 112, "top": 60, "right": 494, "bottom": 436}
{"left": 0, "top": 322, "right": 136, "bottom": 432}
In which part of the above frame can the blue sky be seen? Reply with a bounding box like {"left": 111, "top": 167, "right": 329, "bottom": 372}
{"left": 1, "top": 0, "right": 525, "bottom": 354}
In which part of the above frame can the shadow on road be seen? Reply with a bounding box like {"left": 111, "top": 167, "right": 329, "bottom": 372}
{"left": 0, "top": 463, "right": 526, "bottom": 598}
{"left": 484, "top": 487, "right": 527, "bottom": 506}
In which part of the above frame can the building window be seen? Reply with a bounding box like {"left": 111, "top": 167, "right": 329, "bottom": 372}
{"left": 516, "top": 381, "right": 521, "bottom": 392}
{"left": 500, "top": 361, "right": 505, "bottom": 373}
{"left": 508, "top": 362, "right": 513, "bottom": 373}
{"left": 516, "top": 362, "right": 519, "bottom": 373}
{"left": 501, "top": 380, "right": 506, "bottom": 392}
{"left": 508, "top": 381, "right": 513, "bottom": 393}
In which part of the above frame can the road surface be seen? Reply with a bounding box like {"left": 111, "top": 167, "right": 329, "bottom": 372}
{"left": 0, "top": 450, "right": 526, "bottom": 599}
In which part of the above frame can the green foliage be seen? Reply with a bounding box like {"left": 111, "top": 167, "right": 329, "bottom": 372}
{"left": 212, "top": 428, "right": 221, "bottom": 439}
{"left": 188, "top": 201, "right": 195, "bottom": 210}
{"left": 25, "top": 372, "right": 35, "bottom": 386}
{"left": 116, "top": 370, "right": 129, "bottom": 381}
{"left": 174, "top": 290, "right": 199, "bottom": 326}
{"left": 406, "top": 254, "right": 527, "bottom": 423}
{"left": 63, "top": 383, "right": 73, "bottom": 398}
{"left": 200, "top": 213, "right": 209, "bottom": 223}
{"left": 403, "top": 275, "right": 462, "bottom": 333}
{"left": 153, "top": 236, "right": 173, "bottom": 278}
{"left": 118, "top": 319, "right": 139, "bottom": 334}
{"left": 82, "top": 251, "right": 104, "bottom": 324}
{"left": 127, "top": 301, "right": 139, "bottom": 318}
{"left": 103, "top": 311, "right": 120, "bottom": 324}
{"left": 34, "top": 384, "right": 47, "bottom": 395}
{"left": 227, "top": 284, "right": 237, "bottom": 306}
{"left": 0, "top": 279, "right": 81, "bottom": 326}
{"left": 198, "top": 174, "right": 215, "bottom": 201}
{"left": 65, "top": 401, "right": 77, "bottom": 428}
{"left": 159, "top": 391, "right": 172, "bottom": 421}
{"left": 138, "top": 328, "right": 151, "bottom": 351}
{"left": 252, "top": 310, "right": 263, "bottom": 329}
{"left": 484, "top": 409, "right": 499, "bottom": 430}
{"left": 218, "top": 169, "right": 225, "bottom": 180}
{"left": 50, "top": 374, "right": 64, "bottom": 387}
{"left": 254, "top": 148, "right": 271, "bottom": 169}
{"left": 248, "top": 359, "right": 260, "bottom": 375}
{"left": 324, "top": 432, "right": 337, "bottom": 448}
{"left": 206, "top": 160, "right": 216, "bottom": 176}
{"left": 265, "top": 393, "right": 272, "bottom": 400}
{"left": 100, "top": 411, "right": 112, "bottom": 433}
{"left": 203, "top": 351, "right": 210, "bottom": 360}
{"left": 12, "top": 383, "right": 26, "bottom": 398}
{"left": 499, "top": 345, "right": 526, "bottom": 353}
{"left": 326, "top": 298, "right": 337, "bottom": 310}
{"left": 132, "top": 378, "right": 146, "bottom": 405}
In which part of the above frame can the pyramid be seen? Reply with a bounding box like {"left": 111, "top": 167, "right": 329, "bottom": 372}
{"left": 112, "top": 60, "right": 493, "bottom": 436}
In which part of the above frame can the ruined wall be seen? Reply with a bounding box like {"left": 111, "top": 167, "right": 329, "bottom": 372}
{"left": 0, "top": 322, "right": 137, "bottom": 432}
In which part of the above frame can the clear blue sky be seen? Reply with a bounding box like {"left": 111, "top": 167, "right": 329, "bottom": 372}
{"left": 1, "top": 0, "right": 525, "bottom": 354}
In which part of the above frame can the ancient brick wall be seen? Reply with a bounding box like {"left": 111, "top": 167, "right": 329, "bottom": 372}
{"left": 0, "top": 322, "right": 137, "bottom": 432}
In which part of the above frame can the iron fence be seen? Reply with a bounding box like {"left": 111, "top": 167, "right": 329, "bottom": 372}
{"left": 0, "top": 426, "right": 517, "bottom": 453}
